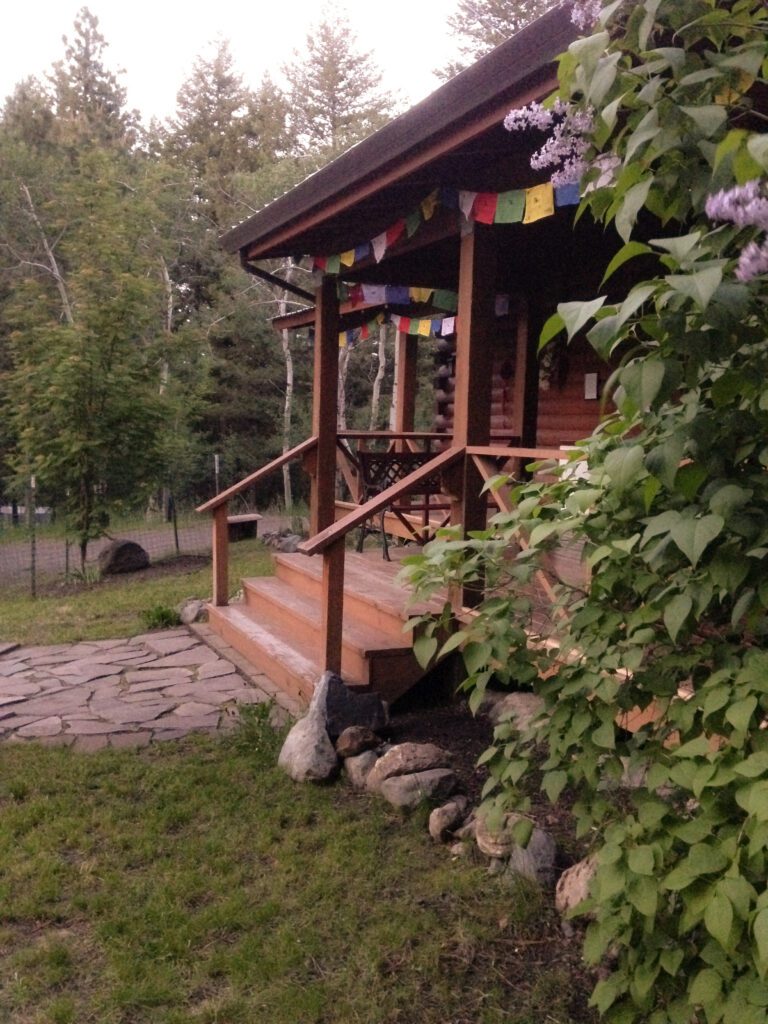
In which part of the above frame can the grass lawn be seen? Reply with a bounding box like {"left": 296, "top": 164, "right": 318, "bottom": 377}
{"left": 0, "top": 540, "right": 272, "bottom": 646}
{"left": 0, "top": 712, "right": 592, "bottom": 1024}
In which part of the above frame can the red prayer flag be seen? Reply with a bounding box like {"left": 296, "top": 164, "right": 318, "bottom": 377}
{"left": 314, "top": 256, "right": 327, "bottom": 271}
{"left": 399, "top": 317, "right": 411, "bottom": 334}
{"left": 386, "top": 219, "right": 405, "bottom": 247}
{"left": 472, "top": 193, "right": 498, "bottom": 224}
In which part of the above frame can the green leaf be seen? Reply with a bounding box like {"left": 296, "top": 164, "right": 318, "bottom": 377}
{"left": 620, "top": 359, "right": 665, "bottom": 411}
{"left": 628, "top": 845, "right": 655, "bottom": 876}
{"left": 413, "top": 633, "right": 438, "bottom": 668}
{"left": 670, "top": 515, "right": 724, "bottom": 567}
{"left": 592, "top": 719, "right": 615, "bottom": 749}
{"left": 689, "top": 967, "right": 723, "bottom": 1005}
{"left": 705, "top": 892, "right": 734, "bottom": 949}
{"left": 616, "top": 177, "right": 652, "bottom": 243}
{"left": 714, "top": 129, "right": 748, "bottom": 171}
{"left": 725, "top": 696, "right": 758, "bottom": 733}
{"left": 747, "top": 135, "right": 768, "bottom": 172}
{"left": 754, "top": 909, "right": 768, "bottom": 972}
{"left": 680, "top": 105, "right": 728, "bottom": 137}
{"left": 557, "top": 297, "right": 607, "bottom": 342}
{"left": 601, "top": 241, "right": 652, "bottom": 286}
{"left": 539, "top": 311, "right": 565, "bottom": 350}
{"left": 664, "top": 593, "right": 692, "bottom": 642}
{"left": 650, "top": 231, "right": 703, "bottom": 263}
{"left": 462, "top": 641, "right": 492, "bottom": 675}
{"left": 604, "top": 445, "right": 645, "bottom": 492}
{"left": 542, "top": 770, "right": 568, "bottom": 803}
{"left": 665, "top": 267, "right": 723, "bottom": 310}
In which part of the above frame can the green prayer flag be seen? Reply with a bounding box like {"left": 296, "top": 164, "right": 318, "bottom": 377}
{"left": 433, "top": 289, "right": 458, "bottom": 312}
{"left": 326, "top": 254, "right": 341, "bottom": 274}
{"left": 495, "top": 190, "right": 525, "bottom": 223}
{"left": 405, "top": 211, "right": 421, "bottom": 238}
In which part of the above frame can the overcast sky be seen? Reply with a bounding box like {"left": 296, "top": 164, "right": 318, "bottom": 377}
{"left": 3, "top": 1, "right": 457, "bottom": 123}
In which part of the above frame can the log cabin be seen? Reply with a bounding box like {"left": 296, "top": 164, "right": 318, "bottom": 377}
{"left": 197, "top": 3, "right": 624, "bottom": 708}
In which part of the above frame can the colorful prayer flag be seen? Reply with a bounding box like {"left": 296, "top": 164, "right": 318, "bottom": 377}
{"left": 372, "top": 231, "right": 388, "bottom": 262}
{"left": 339, "top": 249, "right": 355, "bottom": 267}
{"left": 472, "top": 192, "right": 498, "bottom": 224}
{"left": 523, "top": 183, "right": 555, "bottom": 224}
{"left": 459, "top": 190, "right": 478, "bottom": 219}
{"left": 421, "top": 189, "right": 439, "bottom": 221}
{"left": 555, "top": 183, "right": 580, "bottom": 207}
{"left": 405, "top": 211, "right": 421, "bottom": 237}
{"left": 409, "top": 287, "right": 432, "bottom": 304}
{"left": 386, "top": 220, "right": 405, "bottom": 247}
{"left": 494, "top": 190, "right": 525, "bottom": 223}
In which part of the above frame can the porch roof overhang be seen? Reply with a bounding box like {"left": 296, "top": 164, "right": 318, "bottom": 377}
{"left": 220, "top": 3, "right": 578, "bottom": 267}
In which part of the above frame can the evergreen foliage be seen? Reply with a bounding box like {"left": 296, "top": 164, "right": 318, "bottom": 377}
{"left": 440, "top": 0, "right": 556, "bottom": 80}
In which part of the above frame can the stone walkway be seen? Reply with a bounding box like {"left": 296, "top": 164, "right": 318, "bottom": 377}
{"left": 0, "top": 628, "right": 300, "bottom": 752}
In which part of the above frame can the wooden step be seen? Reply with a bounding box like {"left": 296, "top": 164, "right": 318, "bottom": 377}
{"left": 241, "top": 576, "right": 421, "bottom": 689}
{"left": 272, "top": 551, "right": 445, "bottom": 639}
{"left": 207, "top": 603, "right": 320, "bottom": 705}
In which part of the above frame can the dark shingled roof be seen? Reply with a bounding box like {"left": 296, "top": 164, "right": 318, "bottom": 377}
{"left": 220, "top": 3, "right": 577, "bottom": 261}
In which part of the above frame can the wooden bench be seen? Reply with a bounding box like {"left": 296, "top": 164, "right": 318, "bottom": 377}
{"left": 227, "top": 513, "right": 262, "bottom": 542}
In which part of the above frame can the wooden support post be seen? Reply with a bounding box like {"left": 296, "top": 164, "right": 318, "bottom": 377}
{"left": 450, "top": 224, "right": 496, "bottom": 607}
{"left": 393, "top": 331, "right": 418, "bottom": 449}
{"left": 511, "top": 295, "right": 539, "bottom": 450}
{"left": 212, "top": 503, "right": 229, "bottom": 606}
{"left": 320, "top": 539, "right": 345, "bottom": 674}
{"left": 310, "top": 275, "right": 340, "bottom": 536}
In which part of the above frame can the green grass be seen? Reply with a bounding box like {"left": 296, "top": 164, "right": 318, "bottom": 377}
{"left": 0, "top": 715, "right": 593, "bottom": 1024}
{"left": 0, "top": 539, "right": 272, "bottom": 646}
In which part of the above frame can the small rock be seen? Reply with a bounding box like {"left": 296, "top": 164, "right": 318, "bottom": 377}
{"left": 449, "top": 841, "right": 469, "bottom": 858}
{"left": 480, "top": 691, "right": 546, "bottom": 730}
{"left": 379, "top": 768, "right": 458, "bottom": 810}
{"left": 277, "top": 533, "right": 303, "bottom": 553}
{"left": 476, "top": 812, "right": 556, "bottom": 885}
{"left": 177, "top": 598, "right": 206, "bottom": 625}
{"left": 344, "top": 749, "right": 379, "bottom": 789}
{"left": 366, "top": 742, "right": 452, "bottom": 794}
{"left": 277, "top": 709, "right": 338, "bottom": 783}
{"left": 335, "top": 725, "right": 381, "bottom": 758}
{"left": 97, "top": 540, "right": 150, "bottom": 575}
{"left": 428, "top": 795, "right": 470, "bottom": 842}
{"left": 555, "top": 856, "right": 597, "bottom": 917}
{"left": 323, "top": 674, "right": 388, "bottom": 740}
{"left": 453, "top": 817, "right": 477, "bottom": 841}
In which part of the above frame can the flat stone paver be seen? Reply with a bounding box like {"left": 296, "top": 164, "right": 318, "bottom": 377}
{"left": 0, "top": 627, "right": 283, "bottom": 750}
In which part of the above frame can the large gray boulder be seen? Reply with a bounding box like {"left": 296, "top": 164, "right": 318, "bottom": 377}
{"left": 344, "top": 749, "right": 380, "bottom": 790}
{"left": 428, "top": 795, "right": 470, "bottom": 842}
{"left": 480, "top": 691, "right": 546, "bottom": 730}
{"left": 366, "top": 742, "right": 452, "bottom": 794}
{"left": 277, "top": 673, "right": 338, "bottom": 782}
{"left": 379, "top": 768, "right": 458, "bottom": 810}
{"left": 555, "top": 856, "right": 597, "bottom": 917}
{"left": 322, "top": 673, "right": 388, "bottom": 740}
{"left": 97, "top": 539, "right": 150, "bottom": 575}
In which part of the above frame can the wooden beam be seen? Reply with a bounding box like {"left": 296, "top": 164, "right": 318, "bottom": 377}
{"left": 310, "top": 276, "right": 340, "bottom": 536}
{"left": 320, "top": 540, "right": 345, "bottom": 674}
{"left": 393, "top": 332, "right": 418, "bottom": 444}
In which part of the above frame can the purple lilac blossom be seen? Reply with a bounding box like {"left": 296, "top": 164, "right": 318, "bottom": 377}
{"left": 571, "top": 0, "right": 604, "bottom": 31}
{"left": 705, "top": 181, "right": 768, "bottom": 282}
{"left": 505, "top": 102, "right": 594, "bottom": 187}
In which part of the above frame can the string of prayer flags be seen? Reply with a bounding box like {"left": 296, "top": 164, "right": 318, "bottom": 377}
{"left": 313, "top": 181, "right": 579, "bottom": 274}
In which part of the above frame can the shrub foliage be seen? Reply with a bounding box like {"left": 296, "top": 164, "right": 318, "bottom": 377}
{"left": 405, "top": 2, "right": 768, "bottom": 1021}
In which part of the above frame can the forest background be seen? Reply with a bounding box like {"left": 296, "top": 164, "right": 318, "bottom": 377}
{"left": 0, "top": 0, "right": 552, "bottom": 562}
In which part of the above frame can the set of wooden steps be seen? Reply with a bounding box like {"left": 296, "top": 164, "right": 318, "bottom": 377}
{"left": 207, "top": 549, "right": 445, "bottom": 707}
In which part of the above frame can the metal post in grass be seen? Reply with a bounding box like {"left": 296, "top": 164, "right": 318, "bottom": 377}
{"left": 28, "top": 475, "right": 37, "bottom": 599}
{"left": 214, "top": 453, "right": 221, "bottom": 496}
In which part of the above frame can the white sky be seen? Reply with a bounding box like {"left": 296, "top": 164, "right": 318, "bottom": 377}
{"left": 3, "top": 0, "right": 457, "bottom": 123}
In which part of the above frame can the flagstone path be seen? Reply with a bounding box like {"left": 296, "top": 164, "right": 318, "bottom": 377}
{"left": 0, "top": 627, "right": 301, "bottom": 752}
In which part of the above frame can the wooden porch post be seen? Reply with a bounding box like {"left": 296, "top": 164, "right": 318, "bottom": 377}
{"left": 310, "top": 275, "right": 340, "bottom": 536}
{"left": 511, "top": 296, "right": 539, "bottom": 449}
{"left": 393, "top": 330, "right": 418, "bottom": 447}
{"left": 451, "top": 223, "right": 497, "bottom": 607}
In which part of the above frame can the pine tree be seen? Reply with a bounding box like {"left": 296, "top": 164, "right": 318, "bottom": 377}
{"left": 283, "top": 4, "right": 394, "bottom": 159}
{"left": 48, "top": 6, "right": 138, "bottom": 148}
{"left": 439, "top": 0, "right": 556, "bottom": 80}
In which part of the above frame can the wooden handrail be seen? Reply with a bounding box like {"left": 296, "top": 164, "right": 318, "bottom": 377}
{"left": 465, "top": 445, "right": 587, "bottom": 462}
{"left": 196, "top": 435, "right": 318, "bottom": 513}
{"left": 299, "top": 446, "right": 466, "bottom": 556}
{"left": 338, "top": 431, "right": 452, "bottom": 442}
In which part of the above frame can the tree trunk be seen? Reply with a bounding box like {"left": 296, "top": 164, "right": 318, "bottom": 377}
{"left": 337, "top": 344, "right": 350, "bottom": 431}
{"left": 369, "top": 323, "right": 387, "bottom": 431}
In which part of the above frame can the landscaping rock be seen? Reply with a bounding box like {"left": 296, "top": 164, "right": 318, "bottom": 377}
{"left": 323, "top": 673, "right": 388, "bottom": 740}
{"left": 379, "top": 768, "right": 458, "bottom": 810}
{"left": 335, "top": 725, "right": 381, "bottom": 758}
{"left": 97, "top": 540, "right": 150, "bottom": 575}
{"left": 428, "top": 795, "right": 470, "bottom": 842}
{"left": 277, "top": 706, "right": 338, "bottom": 783}
{"left": 366, "top": 742, "right": 452, "bottom": 794}
{"left": 480, "top": 691, "right": 546, "bottom": 730}
{"left": 177, "top": 599, "right": 207, "bottom": 625}
{"left": 343, "top": 749, "right": 379, "bottom": 790}
{"left": 277, "top": 533, "right": 303, "bottom": 553}
{"left": 555, "top": 856, "right": 597, "bottom": 917}
{"left": 476, "top": 812, "right": 556, "bottom": 886}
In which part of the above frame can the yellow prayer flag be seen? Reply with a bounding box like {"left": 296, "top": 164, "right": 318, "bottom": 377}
{"left": 339, "top": 249, "right": 356, "bottom": 267}
{"left": 417, "top": 318, "right": 432, "bottom": 337}
{"left": 339, "top": 333, "right": 347, "bottom": 347}
{"left": 420, "top": 189, "right": 439, "bottom": 221}
{"left": 523, "top": 183, "right": 555, "bottom": 224}
{"left": 410, "top": 287, "right": 433, "bottom": 303}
